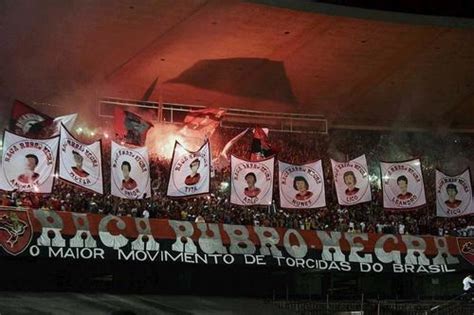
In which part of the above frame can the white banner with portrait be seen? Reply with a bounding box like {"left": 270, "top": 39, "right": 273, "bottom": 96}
{"left": 59, "top": 124, "right": 103, "bottom": 194}
{"left": 381, "top": 159, "right": 426, "bottom": 210}
{"left": 436, "top": 169, "right": 473, "bottom": 217}
{"left": 331, "top": 155, "right": 371, "bottom": 206}
{"left": 231, "top": 155, "right": 274, "bottom": 206}
{"left": 0, "top": 130, "right": 59, "bottom": 193}
{"left": 111, "top": 141, "right": 151, "bottom": 199}
{"left": 278, "top": 160, "right": 326, "bottom": 209}
{"left": 167, "top": 141, "right": 211, "bottom": 197}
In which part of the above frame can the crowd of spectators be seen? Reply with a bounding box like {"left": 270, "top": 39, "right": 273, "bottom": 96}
{"left": 1, "top": 126, "right": 474, "bottom": 237}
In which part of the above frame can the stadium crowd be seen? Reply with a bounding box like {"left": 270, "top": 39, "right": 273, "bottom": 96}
{"left": 1, "top": 126, "right": 474, "bottom": 237}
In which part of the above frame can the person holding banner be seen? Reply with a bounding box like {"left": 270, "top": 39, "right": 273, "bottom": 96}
{"left": 343, "top": 171, "right": 360, "bottom": 196}
{"left": 71, "top": 151, "right": 90, "bottom": 178}
{"left": 396, "top": 176, "right": 413, "bottom": 200}
{"left": 244, "top": 172, "right": 261, "bottom": 198}
{"left": 184, "top": 159, "right": 201, "bottom": 186}
{"left": 17, "top": 154, "right": 40, "bottom": 184}
{"left": 445, "top": 184, "right": 462, "bottom": 209}
{"left": 121, "top": 161, "right": 137, "bottom": 190}
{"left": 294, "top": 176, "right": 313, "bottom": 201}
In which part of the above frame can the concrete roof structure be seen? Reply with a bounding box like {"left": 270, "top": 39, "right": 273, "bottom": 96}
{"left": 1, "top": 0, "right": 473, "bottom": 130}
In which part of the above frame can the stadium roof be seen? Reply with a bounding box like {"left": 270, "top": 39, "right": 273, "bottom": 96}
{"left": 1, "top": 0, "right": 474, "bottom": 131}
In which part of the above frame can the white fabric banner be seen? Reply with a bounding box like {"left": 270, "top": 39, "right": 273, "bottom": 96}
{"left": 436, "top": 169, "right": 473, "bottom": 217}
{"left": 381, "top": 159, "right": 426, "bottom": 209}
{"left": 279, "top": 160, "right": 326, "bottom": 209}
{"left": 231, "top": 155, "right": 274, "bottom": 206}
{"left": 331, "top": 155, "right": 372, "bottom": 206}
{"left": 59, "top": 124, "right": 103, "bottom": 194}
{"left": 111, "top": 141, "right": 151, "bottom": 199}
{"left": 0, "top": 130, "right": 59, "bottom": 193}
{"left": 167, "top": 141, "right": 211, "bottom": 197}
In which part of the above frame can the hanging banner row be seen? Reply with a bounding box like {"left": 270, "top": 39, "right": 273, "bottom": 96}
{"left": 0, "top": 128, "right": 472, "bottom": 217}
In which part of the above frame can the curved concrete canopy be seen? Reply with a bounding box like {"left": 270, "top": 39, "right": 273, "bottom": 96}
{"left": 0, "top": 0, "right": 473, "bottom": 130}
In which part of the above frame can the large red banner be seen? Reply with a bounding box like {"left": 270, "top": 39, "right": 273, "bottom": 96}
{"left": 0, "top": 208, "right": 472, "bottom": 273}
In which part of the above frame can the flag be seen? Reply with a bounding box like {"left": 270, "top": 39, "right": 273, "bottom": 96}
{"left": 230, "top": 155, "right": 274, "bottom": 206}
{"left": 167, "top": 141, "right": 211, "bottom": 197}
{"left": 110, "top": 141, "right": 151, "bottom": 199}
{"left": 436, "top": 169, "right": 473, "bottom": 217}
{"left": 331, "top": 155, "right": 372, "bottom": 206}
{"left": 59, "top": 124, "right": 103, "bottom": 194}
{"left": 180, "top": 108, "right": 225, "bottom": 139}
{"left": 53, "top": 113, "right": 77, "bottom": 135}
{"left": 279, "top": 160, "right": 326, "bottom": 209}
{"left": 0, "top": 130, "right": 59, "bottom": 193}
{"left": 9, "top": 100, "right": 54, "bottom": 137}
{"left": 380, "top": 159, "right": 426, "bottom": 210}
{"left": 29, "top": 112, "right": 78, "bottom": 138}
{"left": 221, "top": 128, "right": 249, "bottom": 159}
{"left": 114, "top": 108, "right": 152, "bottom": 146}
{"left": 212, "top": 128, "right": 250, "bottom": 171}
{"left": 250, "top": 127, "right": 274, "bottom": 161}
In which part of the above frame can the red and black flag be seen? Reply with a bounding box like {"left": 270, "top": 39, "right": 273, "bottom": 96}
{"left": 114, "top": 108, "right": 153, "bottom": 146}
{"left": 250, "top": 127, "right": 275, "bottom": 161}
{"left": 180, "top": 108, "right": 226, "bottom": 139}
{"left": 9, "top": 100, "right": 54, "bottom": 137}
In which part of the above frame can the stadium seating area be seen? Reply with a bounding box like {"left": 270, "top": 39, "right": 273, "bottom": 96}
{"left": 1, "top": 126, "right": 473, "bottom": 237}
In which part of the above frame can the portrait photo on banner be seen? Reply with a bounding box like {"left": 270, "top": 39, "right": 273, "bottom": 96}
{"left": 331, "top": 155, "right": 371, "bottom": 206}
{"left": 59, "top": 124, "right": 103, "bottom": 194}
{"left": 278, "top": 160, "right": 326, "bottom": 209}
{"left": 380, "top": 159, "right": 426, "bottom": 210}
{"left": 0, "top": 130, "right": 59, "bottom": 193}
{"left": 166, "top": 140, "right": 211, "bottom": 197}
{"left": 436, "top": 169, "right": 473, "bottom": 217}
{"left": 231, "top": 155, "right": 274, "bottom": 206}
{"left": 110, "top": 141, "right": 151, "bottom": 199}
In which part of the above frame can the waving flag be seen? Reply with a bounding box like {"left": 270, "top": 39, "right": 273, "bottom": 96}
{"left": 331, "top": 155, "right": 372, "bottom": 206}
{"left": 110, "top": 141, "right": 151, "bottom": 199}
{"left": 213, "top": 128, "right": 250, "bottom": 171}
{"left": 279, "top": 160, "right": 326, "bottom": 209}
{"left": 380, "top": 159, "right": 426, "bottom": 210}
{"left": 0, "top": 130, "right": 59, "bottom": 193}
{"left": 167, "top": 141, "right": 211, "bottom": 197}
{"left": 436, "top": 169, "right": 473, "bottom": 217}
{"left": 180, "top": 108, "right": 225, "bottom": 139}
{"left": 9, "top": 100, "right": 53, "bottom": 137}
{"left": 59, "top": 124, "right": 103, "bottom": 194}
{"left": 114, "top": 108, "right": 152, "bottom": 146}
{"left": 250, "top": 127, "right": 274, "bottom": 161}
{"left": 231, "top": 155, "right": 274, "bottom": 206}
